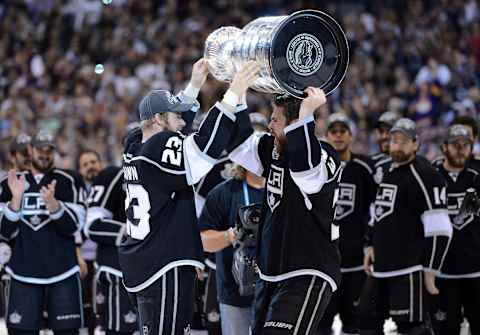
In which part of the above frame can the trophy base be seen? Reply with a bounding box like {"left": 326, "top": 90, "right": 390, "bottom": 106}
{"left": 270, "top": 10, "right": 349, "bottom": 98}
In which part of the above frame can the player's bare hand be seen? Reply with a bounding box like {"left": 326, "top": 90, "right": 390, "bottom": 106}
{"left": 41, "top": 180, "right": 60, "bottom": 213}
{"left": 190, "top": 58, "right": 209, "bottom": 89}
{"left": 424, "top": 271, "right": 439, "bottom": 295}
{"left": 363, "top": 246, "right": 375, "bottom": 276}
{"left": 229, "top": 61, "right": 260, "bottom": 97}
{"left": 299, "top": 87, "right": 327, "bottom": 120}
{"left": 7, "top": 170, "right": 25, "bottom": 211}
{"left": 77, "top": 253, "right": 88, "bottom": 279}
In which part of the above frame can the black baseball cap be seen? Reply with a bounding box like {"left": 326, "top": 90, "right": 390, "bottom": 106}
{"left": 10, "top": 133, "right": 31, "bottom": 153}
{"left": 32, "top": 130, "right": 56, "bottom": 149}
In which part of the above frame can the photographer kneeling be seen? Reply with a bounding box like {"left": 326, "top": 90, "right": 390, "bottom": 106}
{"left": 199, "top": 156, "right": 265, "bottom": 335}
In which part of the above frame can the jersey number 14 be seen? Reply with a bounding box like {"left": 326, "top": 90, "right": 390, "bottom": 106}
{"left": 125, "top": 184, "right": 151, "bottom": 240}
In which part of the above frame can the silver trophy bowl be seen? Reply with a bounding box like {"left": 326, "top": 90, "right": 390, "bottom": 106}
{"left": 204, "top": 10, "right": 349, "bottom": 99}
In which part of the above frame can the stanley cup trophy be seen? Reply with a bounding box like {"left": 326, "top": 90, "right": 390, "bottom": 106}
{"left": 204, "top": 10, "right": 349, "bottom": 99}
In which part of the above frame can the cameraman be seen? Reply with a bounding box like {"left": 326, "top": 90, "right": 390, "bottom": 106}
{"left": 199, "top": 120, "right": 266, "bottom": 335}
{"left": 431, "top": 125, "right": 480, "bottom": 335}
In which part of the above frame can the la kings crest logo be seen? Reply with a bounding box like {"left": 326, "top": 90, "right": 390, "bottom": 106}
{"left": 267, "top": 165, "right": 284, "bottom": 212}
{"left": 374, "top": 184, "right": 397, "bottom": 222}
{"left": 334, "top": 183, "right": 356, "bottom": 220}
{"left": 21, "top": 192, "right": 51, "bottom": 231}
{"left": 449, "top": 192, "right": 474, "bottom": 230}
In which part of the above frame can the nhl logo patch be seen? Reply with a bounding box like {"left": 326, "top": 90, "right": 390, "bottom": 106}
{"left": 334, "top": 183, "right": 356, "bottom": 220}
{"left": 374, "top": 183, "right": 397, "bottom": 221}
{"left": 286, "top": 33, "right": 324, "bottom": 76}
{"left": 267, "top": 165, "right": 284, "bottom": 212}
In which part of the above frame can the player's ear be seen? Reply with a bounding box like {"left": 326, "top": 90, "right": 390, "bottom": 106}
{"left": 440, "top": 143, "right": 447, "bottom": 154}
{"left": 154, "top": 113, "right": 167, "bottom": 128}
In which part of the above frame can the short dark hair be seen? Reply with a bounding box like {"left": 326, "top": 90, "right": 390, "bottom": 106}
{"left": 77, "top": 149, "right": 101, "bottom": 167}
{"left": 451, "top": 116, "right": 478, "bottom": 140}
{"left": 271, "top": 95, "right": 301, "bottom": 124}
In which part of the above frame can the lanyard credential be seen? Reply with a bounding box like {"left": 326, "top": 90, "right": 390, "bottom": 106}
{"left": 242, "top": 181, "right": 250, "bottom": 206}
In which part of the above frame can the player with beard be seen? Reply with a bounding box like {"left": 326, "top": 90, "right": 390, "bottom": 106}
{"left": 318, "top": 113, "right": 376, "bottom": 335}
{"left": 432, "top": 116, "right": 480, "bottom": 173}
{"left": 120, "top": 60, "right": 259, "bottom": 335}
{"left": 370, "top": 112, "right": 399, "bottom": 186}
{"left": 9, "top": 133, "right": 33, "bottom": 172}
{"left": 77, "top": 149, "right": 103, "bottom": 335}
{"left": 430, "top": 125, "right": 480, "bottom": 335}
{"left": 0, "top": 130, "right": 86, "bottom": 335}
{"left": 358, "top": 118, "right": 453, "bottom": 335}
{"left": 229, "top": 89, "right": 342, "bottom": 335}
{"left": 0, "top": 133, "right": 32, "bottom": 317}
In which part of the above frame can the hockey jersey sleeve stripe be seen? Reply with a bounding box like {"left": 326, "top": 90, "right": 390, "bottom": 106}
{"left": 421, "top": 209, "right": 453, "bottom": 237}
{"left": 290, "top": 165, "right": 328, "bottom": 195}
{"left": 123, "top": 155, "right": 186, "bottom": 175}
{"left": 184, "top": 135, "right": 217, "bottom": 185}
{"left": 100, "top": 169, "right": 123, "bottom": 208}
{"left": 353, "top": 158, "right": 373, "bottom": 174}
{"left": 410, "top": 165, "right": 433, "bottom": 209}
{"left": 284, "top": 116, "right": 322, "bottom": 171}
{"left": 84, "top": 206, "right": 113, "bottom": 238}
{"left": 54, "top": 169, "right": 78, "bottom": 203}
{"left": 2, "top": 203, "right": 20, "bottom": 222}
{"left": 184, "top": 103, "right": 237, "bottom": 185}
{"left": 229, "top": 133, "right": 265, "bottom": 177}
{"left": 64, "top": 202, "right": 86, "bottom": 229}
{"left": 425, "top": 235, "right": 451, "bottom": 273}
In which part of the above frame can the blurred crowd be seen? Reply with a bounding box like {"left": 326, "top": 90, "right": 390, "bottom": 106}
{"left": 0, "top": 0, "right": 479, "bottom": 170}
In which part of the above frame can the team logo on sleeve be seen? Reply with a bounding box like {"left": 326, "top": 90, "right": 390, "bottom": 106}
{"left": 334, "top": 183, "right": 356, "bottom": 220}
{"left": 448, "top": 192, "right": 474, "bottom": 230}
{"left": 374, "top": 184, "right": 397, "bottom": 222}
{"left": 21, "top": 192, "right": 51, "bottom": 230}
{"left": 267, "top": 165, "right": 284, "bottom": 212}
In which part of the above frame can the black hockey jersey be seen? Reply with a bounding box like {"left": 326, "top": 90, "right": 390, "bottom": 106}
{"left": 84, "top": 166, "right": 125, "bottom": 277}
{"left": 0, "top": 169, "right": 85, "bottom": 284}
{"left": 434, "top": 164, "right": 480, "bottom": 277}
{"left": 335, "top": 154, "right": 376, "bottom": 271}
{"left": 230, "top": 116, "right": 342, "bottom": 291}
{"left": 119, "top": 102, "right": 251, "bottom": 292}
{"left": 370, "top": 152, "right": 392, "bottom": 186}
{"left": 431, "top": 155, "right": 480, "bottom": 173}
{"left": 372, "top": 157, "right": 452, "bottom": 277}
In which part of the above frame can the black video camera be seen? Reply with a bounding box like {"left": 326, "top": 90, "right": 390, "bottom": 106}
{"left": 231, "top": 203, "right": 262, "bottom": 296}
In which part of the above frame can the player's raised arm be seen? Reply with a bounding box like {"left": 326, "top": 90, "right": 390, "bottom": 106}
{"left": 284, "top": 87, "right": 329, "bottom": 194}
{"left": 183, "top": 61, "right": 260, "bottom": 185}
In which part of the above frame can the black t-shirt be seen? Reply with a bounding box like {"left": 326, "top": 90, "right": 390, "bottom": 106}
{"left": 198, "top": 178, "right": 263, "bottom": 307}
